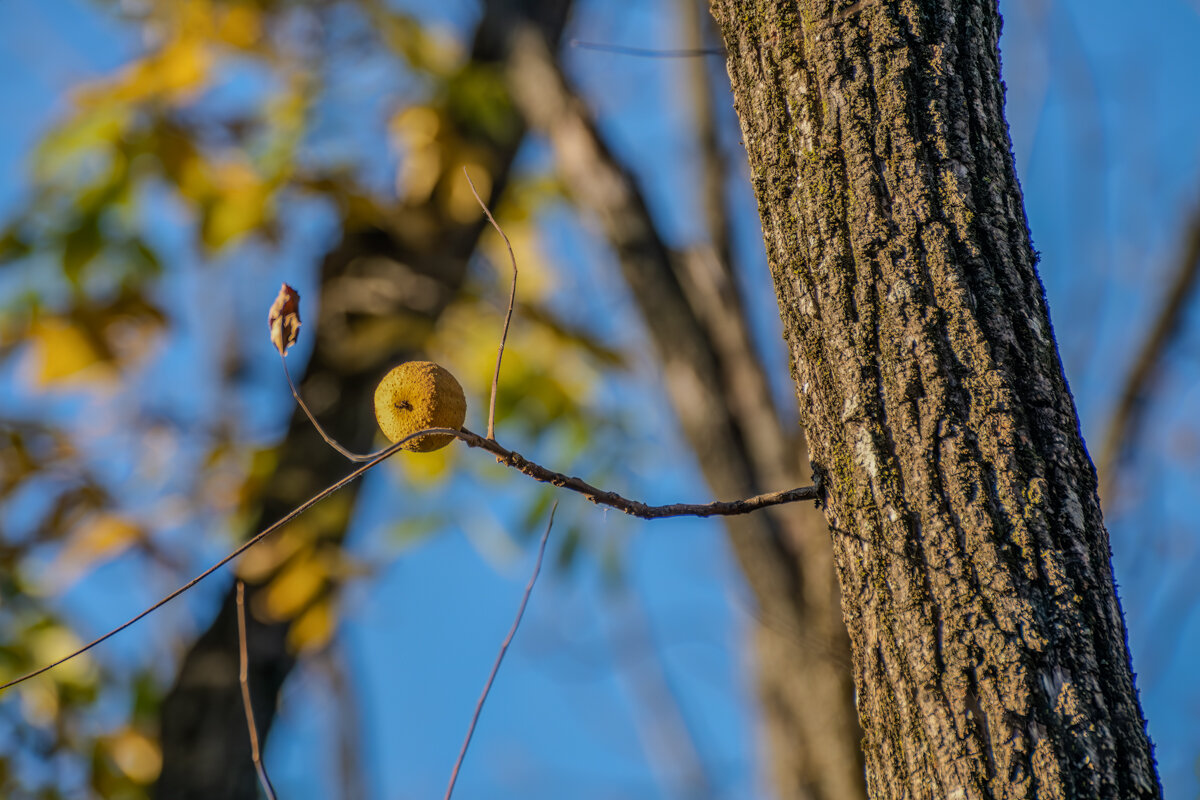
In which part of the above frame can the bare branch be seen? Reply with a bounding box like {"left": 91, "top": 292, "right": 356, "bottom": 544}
{"left": 463, "top": 167, "right": 517, "bottom": 441}
{"left": 677, "top": 0, "right": 734, "bottom": 272}
{"left": 1099, "top": 200, "right": 1200, "bottom": 497}
{"left": 444, "top": 502, "right": 557, "bottom": 800}
{"left": 569, "top": 39, "right": 725, "bottom": 58}
{"left": 609, "top": 584, "right": 716, "bottom": 798}
{"left": 454, "top": 426, "right": 818, "bottom": 518}
{"left": 237, "top": 581, "right": 278, "bottom": 800}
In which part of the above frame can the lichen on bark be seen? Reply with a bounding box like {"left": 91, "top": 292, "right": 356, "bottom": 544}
{"left": 709, "top": 1, "right": 1162, "bottom": 797}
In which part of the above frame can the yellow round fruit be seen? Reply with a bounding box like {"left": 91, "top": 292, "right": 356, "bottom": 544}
{"left": 373, "top": 361, "right": 467, "bottom": 452}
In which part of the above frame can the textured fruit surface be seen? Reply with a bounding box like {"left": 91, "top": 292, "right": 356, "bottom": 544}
{"left": 373, "top": 361, "right": 466, "bottom": 451}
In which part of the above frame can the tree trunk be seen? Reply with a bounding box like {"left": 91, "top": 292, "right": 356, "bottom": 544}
{"left": 507, "top": 36, "right": 865, "bottom": 800}
{"left": 707, "top": 1, "right": 1161, "bottom": 798}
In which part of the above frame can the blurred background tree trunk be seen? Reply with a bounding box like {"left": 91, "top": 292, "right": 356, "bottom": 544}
{"left": 507, "top": 23, "right": 865, "bottom": 799}
{"left": 152, "top": 3, "right": 573, "bottom": 797}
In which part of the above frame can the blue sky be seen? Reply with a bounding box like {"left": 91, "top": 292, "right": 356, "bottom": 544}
{"left": 2, "top": 1, "right": 1199, "bottom": 798}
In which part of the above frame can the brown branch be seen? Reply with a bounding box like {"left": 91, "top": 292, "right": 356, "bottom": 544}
{"left": 237, "top": 581, "right": 278, "bottom": 800}
{"left": 1098, "top": 199, "right": 1200, "bottom": 497}
{"left": 454, "top": 426, "right": 819, "bottom": 517}
{"left": 444, "top": 502, "right": 557, "bottom": 800}
{"left": 0, "top": 424, "right": 816, "bottom": 692}
{"left": 463, "top": 167, "right": 517, "bottom": 441}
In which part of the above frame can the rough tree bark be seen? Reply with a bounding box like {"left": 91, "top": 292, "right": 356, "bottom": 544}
{"left": 153, "top": 3, "right": 571, "bottom": 797}
{"left": 707, "top": 1, "right": 1161, "bottom": 798}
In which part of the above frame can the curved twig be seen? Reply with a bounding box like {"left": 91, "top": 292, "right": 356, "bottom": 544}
{"left": 444, "top": 502, "right": 557, "bottom": 800}
{"left": 463, "top": 167, "right": 517, "bottom": 441}
{"left": 281, "top": 354, "right": 386, "bottom": 463}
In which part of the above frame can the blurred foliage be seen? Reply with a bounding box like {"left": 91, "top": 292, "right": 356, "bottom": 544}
{"left": 0, "top": 0, "right": 629, "bottom": 796}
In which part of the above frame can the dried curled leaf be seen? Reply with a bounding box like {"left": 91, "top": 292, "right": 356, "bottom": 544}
{"left": 268, "top": 283, "right": 301, "bottom": 356}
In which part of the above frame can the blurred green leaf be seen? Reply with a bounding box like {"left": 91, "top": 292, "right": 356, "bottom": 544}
{"left": 554, "top": 523, "right": 582, "bottom": 574}
{"left": 388, "top": 514, "right": 445, "bottom": 553}
{"left": 61, "top": 215, "right": 103, "bottom": 286}
{"left": 445, "top": 64, "right": 519, "bottom": 142}
{"left": 0, "top": 227, "right": 31, "bottom": 264}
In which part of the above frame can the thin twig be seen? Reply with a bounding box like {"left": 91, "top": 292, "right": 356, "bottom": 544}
{"left": 1, "top": 426, "right": 816, "bottom": 691}
{"left": 569, "top": 39, "right": 725, "bottom": 58}
{"left": 281, "top": 354, "right": 385, "bottom": 463}
{"left": 463, "top": 167, "right": 517, "bottom": 441}
{"left": 0, "top": 435, "right": 407, "bottom": 693}
{"left": 444, "top": 502, "right": 557, "bottom": 800}
{"left": 237, "top": 581, "right": 279, "bottom": 800}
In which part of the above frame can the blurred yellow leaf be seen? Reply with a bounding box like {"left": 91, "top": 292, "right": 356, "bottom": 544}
{"left": 234, "top": 522, "right": 307, "bottom": 583}
{"left": 398, "top": 439, "right": 456, "bottom": 486}
{"left": 392, "top": 106, "right": 444, "bottom": 202}
{"left": 287, "top": 597, "right": 335, "bottom": 654}
{"left": 391, "top": 106, "right": 441, "bottom": 148}
{"left": 19, "top": 677, "right": 59, "bottom": 728}
{"left": 27, "top": 626, "right": 95, "bottom": 686}
{"left": 444, "top": 161, "right": 489, "bottom": 223}
{"left": 413, "top": 26, "right": 465, "bottom": 74}
{"left": 26, "top": 318, "right": 114, "bottom": 388}
{"left": 104, "top": 37, "right": 213, "bottom": 106}
{"left": 109, "top": 729, "right": 162, "bottom": 784}
{"left": 399, "top": 145, "right": 442, "bottom": 204}
{"left": 215, "top": 5, "right": 262, "bottom": 48}
{"left": 261, "top": 552, "right": 327, "bottom": 621}
{"left": 50, "top": 513, "right": 144, "bottom": 587}
{"left": 201, "top": 159, "right": 270, "bottom": 248}
{"left": 32, "top": 105, "right": 129, "bottom": 183}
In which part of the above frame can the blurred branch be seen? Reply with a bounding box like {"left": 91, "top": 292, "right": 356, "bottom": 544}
{"left": 318, "top": 644, "right": 369, "bottom": 800}
{"left": 569, "top": 39, "right": 725, "bottom": 58}
{"left": 1099, "top": 198, "right": 1200, "bottom": 496}
{"left": 609, "top": 585, "right": 716, "bottom": 800}
{"left": 506, "top": 30, "right": 867, "bottom": 800}
{"left": 677, "top": 0, "right": 733, "bottom": 271}
{"left": 507, "top": 29, "right": 795, "bottom": 506}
